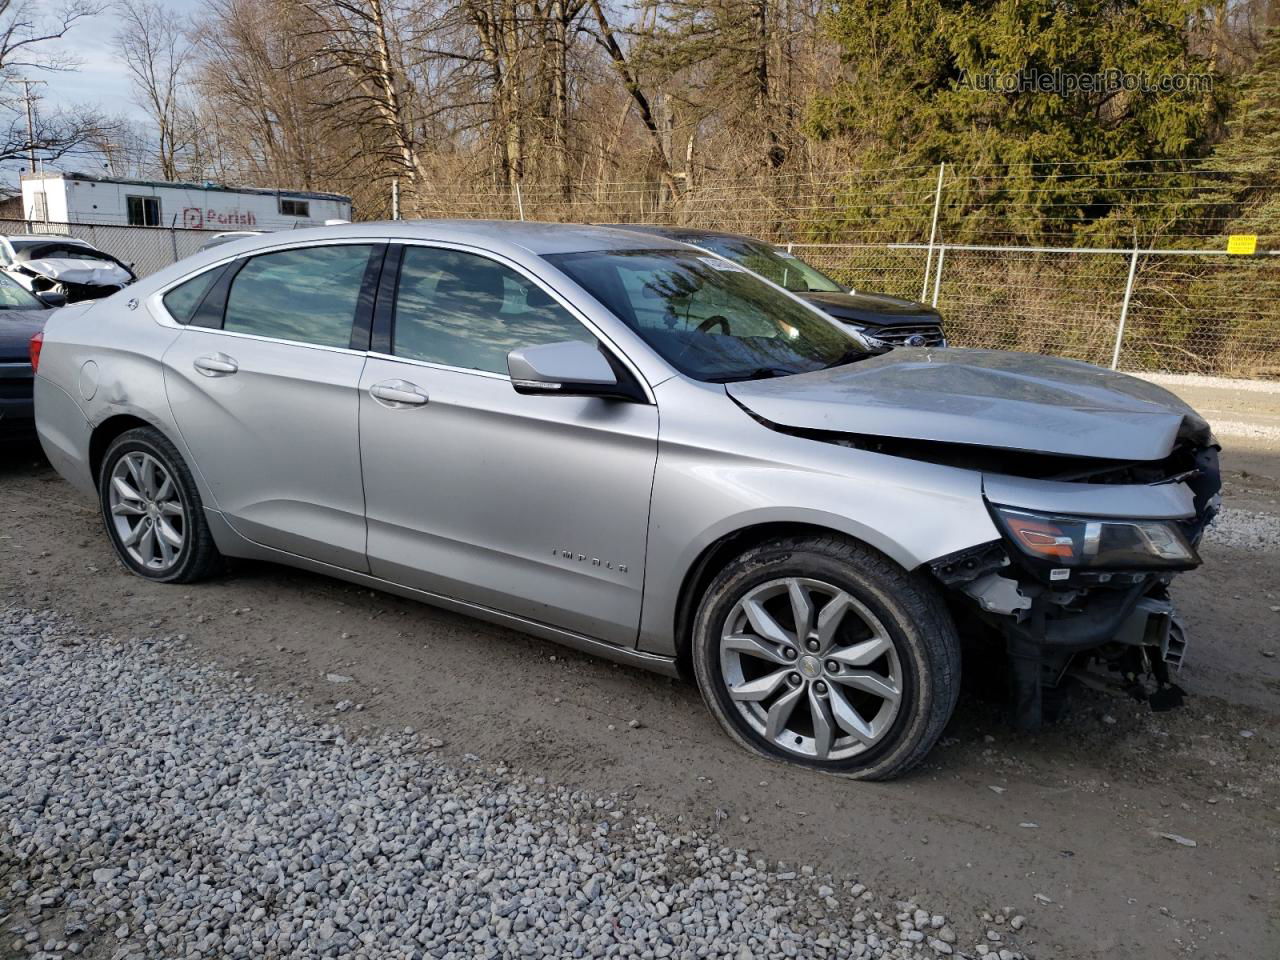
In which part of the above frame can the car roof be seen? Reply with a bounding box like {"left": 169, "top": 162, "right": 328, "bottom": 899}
{"left": 136, "top": 220, "right": 704, "bottom": 294}
{"left": 1, "top": 234, "right": 90, "bottom": 244}
{"left": 328, "top": 220, "right": 690, "bottom": 255}
{"left": 172, "top": 220, "right": 695, "bottom": 265}
{"left": 597, "top": 224, "right": 764, "bottom": 244}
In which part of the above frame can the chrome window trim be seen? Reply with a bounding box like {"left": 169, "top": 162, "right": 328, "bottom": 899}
{"left": 365, "top": 351, "right": 510, "bottom": 382}
{"left": 170, "top": 325, "right": 368, "bottom": 357}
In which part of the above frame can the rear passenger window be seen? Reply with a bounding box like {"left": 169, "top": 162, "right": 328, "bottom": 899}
{"left": 223, "top": 245, "right": 374, "bottom": 348}
{"left": 162, "top": 268, "right": 222, "bottom": 324}
{"left": 393, "top": 247, "right": 594, "bottom": 374}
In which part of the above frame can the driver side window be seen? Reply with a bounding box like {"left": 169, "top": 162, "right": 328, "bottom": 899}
{"left": 392, "top": 246, "right": 595, "bottom": 374}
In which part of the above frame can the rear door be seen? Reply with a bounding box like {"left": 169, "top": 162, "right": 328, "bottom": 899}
{"left": 358, "top": 243, "right": 658, "bottom": 645}
{"left": 161, "top": 242, "right": 383, "bottom": 571}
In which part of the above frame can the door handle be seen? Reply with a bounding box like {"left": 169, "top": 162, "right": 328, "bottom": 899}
{"left": 193, "top": 353, "right": 239, "bottom": 377}
{"left": 370, "top": 379, "right": 428, "bottom": 408}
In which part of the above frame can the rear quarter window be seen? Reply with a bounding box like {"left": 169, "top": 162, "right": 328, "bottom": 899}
{"left": 162, "top": 269, "right": 223, "bottom": 324}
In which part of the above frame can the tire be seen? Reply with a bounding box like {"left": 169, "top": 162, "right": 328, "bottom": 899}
{"left": 97, "top": 426, "right": 223, "bottom": 583}
{"left": 691, "top": 535, "right": 960, "bottom": 781}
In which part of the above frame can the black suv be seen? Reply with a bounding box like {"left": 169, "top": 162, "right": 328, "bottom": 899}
{"left": 608, "top": 225, "right": 946, "bottom": 349}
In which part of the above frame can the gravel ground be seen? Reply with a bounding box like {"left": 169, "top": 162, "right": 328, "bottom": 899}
{"left": 1, "top": 605, "right": 1016, "bottom": 960}
{"left": 1133, "top": 372, "right": 1280, "bottom": 394}
{"left": 2, "top": 377, "right": 1277, "bottom": 960}
{"left": 1203, "top": 507, "right": 1280, "bottom": 550}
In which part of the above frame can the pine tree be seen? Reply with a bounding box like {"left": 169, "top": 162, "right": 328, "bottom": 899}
{"left": 1209, "top": 23, "right": 1280, "bottom": 240}
{"left": 806, "top": 0, "right": 1228, "bottom": 244}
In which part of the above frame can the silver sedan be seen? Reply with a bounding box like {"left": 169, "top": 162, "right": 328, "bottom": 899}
{"left": 32, "top": 222, "right": 1219, "bottom": 779}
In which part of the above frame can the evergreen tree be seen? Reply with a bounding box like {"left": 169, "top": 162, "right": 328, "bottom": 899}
{"left": 807, "top": 0, "right": 1228, "bottom": 244}
{"left": 1208, "top": 22, "right": 1280, "bottom": 240}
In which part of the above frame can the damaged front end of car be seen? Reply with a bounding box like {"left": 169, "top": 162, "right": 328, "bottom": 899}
{"left": 723, "top": 348, "right": 1225, "bottom": 729}
{"left": 928, "top": 428, "right": 1221, "bottom": 729}
{"left": 5, "top": 249, "right": 137, "bottom": 303}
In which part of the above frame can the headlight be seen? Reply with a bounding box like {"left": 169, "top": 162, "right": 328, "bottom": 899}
{"left": 991, "top": 506, "right": 1199, "bottom": 570}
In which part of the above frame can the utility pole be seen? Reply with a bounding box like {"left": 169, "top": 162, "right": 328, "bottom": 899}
{"left": 7, "top": 79, "right": 45, "bottom": 173}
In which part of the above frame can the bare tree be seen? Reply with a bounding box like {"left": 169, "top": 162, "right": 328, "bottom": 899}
{"left": 585, "top": 0, "right": 678, "bottom": 195}
{"left": 297, "top": 0, "right": 429, "bottom": 204}
{"left": 115, "top": 0, "right": 195, "bottom": 179}
{"left": 1, "top": 1, "right": 114, "bottom": 167}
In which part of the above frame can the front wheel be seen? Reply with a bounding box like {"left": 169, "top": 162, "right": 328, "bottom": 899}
{"left": 97, "top": 427, "right": 223, "bottom": 583}
{"left": 692, "top": 536, "right": 960, "bottom": 780}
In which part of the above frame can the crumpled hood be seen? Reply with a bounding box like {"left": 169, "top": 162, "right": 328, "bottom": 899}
{"left": 0, "top": 308, "right": 51, "bottom": 360}
{"left": 21, "top": 258, "right": 132, "bottom": 287}
{"left": 726, "top": 348, "right": 1208, "bottom": 461}
{"left": 799, "top": 290, "right": 942, "bottom": 327}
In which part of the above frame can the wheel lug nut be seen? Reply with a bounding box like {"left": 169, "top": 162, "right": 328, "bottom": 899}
{"left": 815, "top": 681, "right": 827, "bottom": 694}
{"left": 825, "top": 660, "right": 839, "bottom": 673}
{"left": 787, "top": 672, "right": 802, "bottom": 686}
{"left": 784, "top": 647, "right": 797, "bottom": 659}
{"left": 806, "top": 639, "right": 820, "bottom": 652}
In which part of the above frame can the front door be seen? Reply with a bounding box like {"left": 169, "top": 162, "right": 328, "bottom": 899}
{"left": 359, "top": 244, "right": 658, "bottom": 645}
{"left": 162, "top": 242, "right": 380, "bottom": 570}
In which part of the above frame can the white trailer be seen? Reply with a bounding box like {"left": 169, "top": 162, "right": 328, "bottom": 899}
{"left": 20, "top": 172, "right": 352, "bottom": 231}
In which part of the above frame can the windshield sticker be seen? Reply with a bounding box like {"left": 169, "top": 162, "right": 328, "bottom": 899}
{"left": 698, "top": 256, "right": 748, "bottom": 272}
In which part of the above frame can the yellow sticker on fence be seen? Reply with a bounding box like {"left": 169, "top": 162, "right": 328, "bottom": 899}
{"left": 1227, "top": 234, "right": 1257, "bottom": 255}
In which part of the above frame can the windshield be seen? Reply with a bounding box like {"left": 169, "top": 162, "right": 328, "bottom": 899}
{"left": 686, "top": 237, "right": 845, "bottom": 294}
{"left": 546, "top": 248, "right": 865, "bottom": 382}
{"left": 0, "top": 274, "right": 44, "bottom": 310}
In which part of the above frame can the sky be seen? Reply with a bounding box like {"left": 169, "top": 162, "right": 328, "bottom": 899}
{"left": 50, "top": 0, "right": 202, "bottom": 115}
{"left": 3, "top": 1, "right": 200, "bottom": 187}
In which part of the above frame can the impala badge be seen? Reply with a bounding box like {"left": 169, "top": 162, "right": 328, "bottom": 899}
{"left": 554, "top": 548, "right": 627, "bottom": 574}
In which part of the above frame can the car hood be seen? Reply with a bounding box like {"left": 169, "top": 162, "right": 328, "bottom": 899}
{"left": 19, "top": 258, "right": 132, "bottom": 287}
{"left": 0, "top": 308, "right": 50, "bottom": 360}
{"left": 726, "top": 348, "right": 1208, "bottom": 461}
{"left": 799, "top": 291, "right": 941, "bottom": 326}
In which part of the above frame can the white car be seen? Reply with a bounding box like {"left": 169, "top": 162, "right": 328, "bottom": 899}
{"left": 0, "top": 235, "right": 137, "bottom": 303}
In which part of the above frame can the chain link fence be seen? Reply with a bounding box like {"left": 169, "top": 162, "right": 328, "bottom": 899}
{"left": 4, "top": 181, "right": 1277, "bottom": 378}
{"left": 0, "top": 217, "right": 212, "bottom": 278}
{"left": 792, "top": 242, "right": 1280, "bottom": 377}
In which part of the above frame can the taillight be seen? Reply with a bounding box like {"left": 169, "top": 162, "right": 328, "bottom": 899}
{"left": 29, "top": 331, "right": 43, "bottom": 372}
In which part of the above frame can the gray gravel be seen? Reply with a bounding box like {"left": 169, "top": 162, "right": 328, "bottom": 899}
{"left": 1203, "top": 508, "right": 1280, "bottom": 551}
{"left": 0, "top": 605, "right": 1028, "bottom": 960}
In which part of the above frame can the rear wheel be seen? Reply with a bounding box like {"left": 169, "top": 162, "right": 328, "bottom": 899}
{"left": 691, "top": 535, "right": 960, "bottom": 780}
{"left": 98, "top": 427, "right": 222, "bottom": 583}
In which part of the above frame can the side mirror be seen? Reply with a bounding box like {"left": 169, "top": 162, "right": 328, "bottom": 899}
{"left": 37, "top": 291, "right": 67, "bottom": 308}
{"left": 508, "top": 340, "right": 625, "bottom": 398}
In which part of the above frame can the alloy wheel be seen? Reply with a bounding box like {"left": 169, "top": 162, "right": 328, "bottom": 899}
{"left": 719, "top": 577, "right": 903, "bottom": 761}
{"left": 107, "top": 451, "right": 186, "bottom": 571}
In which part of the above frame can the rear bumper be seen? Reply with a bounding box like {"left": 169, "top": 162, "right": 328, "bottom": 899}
{"left": 0, "top": 360, "right": 34, "bottom": 434}
{"left": 0, "top": 397, "right": 34, "bottom": 433}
